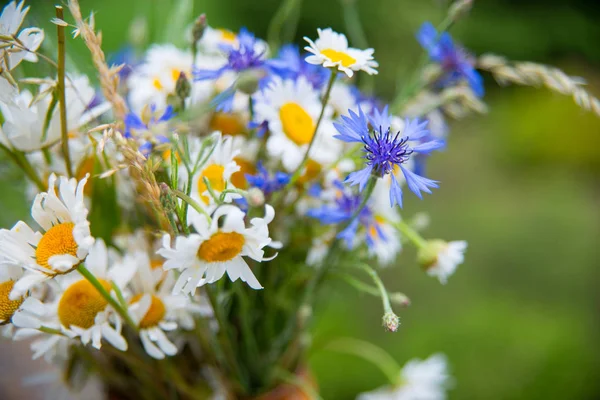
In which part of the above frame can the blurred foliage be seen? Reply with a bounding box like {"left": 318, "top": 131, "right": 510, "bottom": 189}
{"left": 3, "top": 0, "right": 598, "bottom": 399}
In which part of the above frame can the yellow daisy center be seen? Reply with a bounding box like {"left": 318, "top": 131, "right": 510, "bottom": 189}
{"left": 152, "top": 78, "right": 163, "bottom": 90}
{"left": 210, "top": 112, "right": 246, "bottom": 136}
{"left": 130, "top": 294, "right": 166, "bottom": 329}
{"left": 0, "top": 281, "right": 23, "bottom": 323}
{"left": 197, "top": 164, "right": 226, "bottom": 204}
{"left": 320, "top": 48, "right": 356, "bottom": 67}
{"left": 171, "top": 68, "right": 182, "bottom": 82}
{"left": 296, "top": 159, "right": 321, "bottom": 187}
{"left": 58, "top": 279, "right": 111, "bottom": 329}
{"left": 218, "top": 29, "right": 237, "bottom": 43}
{"left": 279, "top": 102, "right": 315, "bottom": 145}
{"left": 150, "top": 259, "right": 164, "bottom": 270}
{"left": 197, "top": 231, "right": 245, "bottom": 262}
{"left": 231, "top": 157, "right": 256, "bottom": 189}
{"left": 75, "top": 156, "right": 95, "bottom": 197}
{"left": 35, "top": 223, "right": 79, "bottom": 271}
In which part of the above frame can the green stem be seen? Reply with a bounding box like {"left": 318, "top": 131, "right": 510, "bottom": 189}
{"left": 333, "top": 271, "right": 381, "bottom": 297}
{"left": 77, "top": 264, "right": 138, "bottom": 331}
{"left": 55, "top": 6, "right": 73, "bottom": 178}
{"left": 267, "top": 0, "right": 302, "bottom": 52}
{"left": 289, "top": 70, "right": 337, "bottom": 186}
{"left": 39, "top": 326, "right": 65, "bottom": 335}
{"left": 0, "top": 143, "right": 46, "bottom": 191}
{"left": 352, "top": 262, "right": 393, "bottom": 314}
{"left": 324, "top": 338, "right": 401, "bottom": 385}
{"left": 394, "top": 219, "right": 427, "bottom": 249}
{"left": 173, "top": 188, "right": 211, "bottom": 222}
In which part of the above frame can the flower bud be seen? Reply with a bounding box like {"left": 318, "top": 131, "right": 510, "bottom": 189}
{"left": 390, "top": 292, "right": 411, "bottom": 308}
{"left": 417, "top": 239, "right": 446, "bottom": 270}
{"left": 382, "top": 311, "right": 400, "bottom": 332}
{"left": 175, "top": 72, "right": 191, "bottom": 100}
{"left": 448, "top": 0, "right": 473, "bottom": 22}
{"left": 418, "top": 239, "right": 467, "bottom": 284}
{"left": 235, "top": 69, "right": 266, "bottom": 95}
{"left": 247, "top": 188, "right": 265, "bottom": 207}
{"left": 192, "top": 14, "right": 207, "bottom": 44}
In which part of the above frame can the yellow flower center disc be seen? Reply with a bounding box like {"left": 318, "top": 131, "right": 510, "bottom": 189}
{"left": 0, "top": 281, "right": 23, "bottom": 323}
{"left": 197, "top": 231, "right": 245, "bottom": 263}
{"left": 35, "top": 223, "right": 79, "bottom": 271}
{"left": 279, "top": 103, "right": 315, "bottom": 146}
{"left": 58, "top": 279, "right": 111, "bottom": 329}
{"left": 130, "top": 294, "right": 166, "bottom": 329}
{"left": 320, "top": 48, "right": 356, "bottom": 67}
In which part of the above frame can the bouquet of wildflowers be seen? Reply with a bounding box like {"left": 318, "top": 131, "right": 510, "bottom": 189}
{"left": 0, "top": 0, "right": 598, "bottom": 398}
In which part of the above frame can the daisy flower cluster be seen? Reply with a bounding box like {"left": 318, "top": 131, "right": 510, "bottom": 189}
{"left": 0, "top": 0, "right": 596, "bottom": 398}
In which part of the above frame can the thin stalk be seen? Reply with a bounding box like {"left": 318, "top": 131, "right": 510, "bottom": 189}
{"left": 267, "top": 0, "right": 302, "bottom": 52}
{"left": 55, "top": 6, "right": 73, "bottom": 178}
{"left": 352, "top": 262, "right": 394, "bottom": 315}
{"left": 340, "top": 0, "right": 374, "bottom": 94}
{"left": 173, "top": 188, "right": 211, "bottom": 222}
{"left": 76, "top": 264, "right": 138, "bottom": 330}
{"left": 289, "top": 70, "right": 336, "bottom": 187}
{"left": 0, "top": 143, "right": 46, "bottom": 191}
{"left": 394, "top": 219, "right": 427, "bottom": 249}
{"left": 324, "top": 338, "right": 401, "bottom": 385}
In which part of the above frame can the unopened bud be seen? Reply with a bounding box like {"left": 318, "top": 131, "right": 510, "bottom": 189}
{"left": 247, "top": 188, "right": 265, "bottom": 207}
{"left": 175, "top": 72, "right": 191, "bottom": 99}
{"left": 382, "top": 311, "right": 400, "bottom": 332}
{"left": 417, "top": 239, "right": 446, "bottom": 270}
{"left": 390, "top": 293, "right": 411, "bottom": 308}
{"left": 448, "top": 0, "right": 473, "bottom": 22}
{"left": 192, "top": 14, "right": 207, "bottom": 44}
{"left": 235, "top": 68, "right": 266, "bottom": 95}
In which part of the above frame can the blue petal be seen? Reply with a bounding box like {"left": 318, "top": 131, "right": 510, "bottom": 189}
{"left": 211, "top": 86, "right": 236, "bottom": 112}
{"left": 369, "top": 105, "right": 391, "bottom": 133}
{"left": 333, "top": 107, "right": 369, "bottom": 143}
{"left": 403, "top": 118, "right": 430, "bottom": 140}
{"left": 158, "top": 105, "right": 176, "bottom": 122}
{"left": 400, "top": 165, "right": 439, "bottom": 199}
{"left": 412, "top": 138, "right": 446, "bottom": 154}
{"left": 337, "top": 219, "right": 359, "bottom": 248}
{"left": 416, "top": 22, "right": 442, "bottom": 61}
{"left": 345, "top": 165, "right": 373, "bottom": 192}
{"left": 194, "top": 66, "right": 228, "bottom": 81}
{"left": 462, "top": 66, "right": 485, "bottom": 97}
{"left": 389, "top": 173, "right": 404, "bottom": 208}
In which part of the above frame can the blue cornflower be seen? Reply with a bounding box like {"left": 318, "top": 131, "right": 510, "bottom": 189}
{"left": 307, "top": 181, "right": 375, "bottom": 247}
{"left": 194, "top": 27, "right": 266, "bottom": 81}
{"left": 416, "top": 22, "right": 484, "bottom": 97}
{"left": 269, "top": 45, "right": 331, "bottom": 89}
{"left": 334, "top": 106, "right": 443, "bottom": 207}
{"left": 124, "top": 105, "right": 175, "bottom": 138}
{"left": 245, "top": 162, "right": 290, "bottom": 196}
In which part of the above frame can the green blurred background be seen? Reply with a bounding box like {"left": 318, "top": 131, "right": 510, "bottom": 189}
{"left": 2, "top": 0, "right": 600, "bottom": 398}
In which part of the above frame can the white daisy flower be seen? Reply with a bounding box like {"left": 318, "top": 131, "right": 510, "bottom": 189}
{"left": 329, "top": 81, "right": 359, "bottom": 117}
{"left": 12, "top": 239, "right": 136, "bottom": 358}
{"left": 158, "top": 205, "right": 277, "bottom": 293}
{"left": 128, "top": 44, "right": 194, "bottom": 113}
{"left": 200, "top": 26, "right": 238, "bottom": 54}
{"left": 0, "top": 174, "right": 94, "bottom": 299}
{"left": 357, "top": 354, "right": 452, "bottom": 400}
{"left": 419, "top": 240, "right": 467, "bottom": 284}
{"left": 0, "top": 74, "right": 110, "bottom": 153}
{"left": 127, "top": 251, "right": 209, "bottom": 359}
{"left": 0, "top": 263, "right": 24, "bottom": 325}
{"left": 254, "top": 76, "right": 341, "bottom": 172}
{"left": 229, "top": 135, "right": 260, "bottom": 190}
{"left": 304, "top": 28, "right": 378, "bottom": 77}
{"left": 0, "top": 1, "right": 45, "bottom": 72}
{"left": 188, "top": 134, "right": 242, "bottom": 213}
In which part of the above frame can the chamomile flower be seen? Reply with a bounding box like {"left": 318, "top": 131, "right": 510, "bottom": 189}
{"left": 269, "top": 44, "right": 331, "bottom": 90}
{"left": 334, "top": 106, "right": 444, "bottom": 207}
{"left": 200, "top": 27, "right": 239, "bottom": 54}
{"left": 188, "top": 134, "right": 242, "bottom": 213}
{"left": 127, "top": 251, "right": 205, "bottom": 359}
{"left": 0, "top": 264, "right": 24, "bottom": 325}
{"left": 13, "top": 239, "right": 135, "bottom": 357}
{"left": 253, "top": 76, "right": 340, "bottom": 172}
{"left": 418, "top": 240, "right": 467, "bottom": 284}
{"left": 0, "top": 174, "right": 94, "bottom": 299}
{"left": 128, "top": 44, "right": 194, "bottom": 113}
{"left": 357, "top": 354, "right": 452, "bottom": 400}
{"left": 158, "top": 205, "right": 277, "bottom": 293}
{"left": 304, "top": 28, "right": 378, "bottom": 77}
{"left": 0, "top": 1, "right": 45, "bottom": 72}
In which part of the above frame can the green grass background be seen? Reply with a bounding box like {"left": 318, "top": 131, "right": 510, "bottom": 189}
{"left": 4, "top": 0, "right": 600, "bottom": 398}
